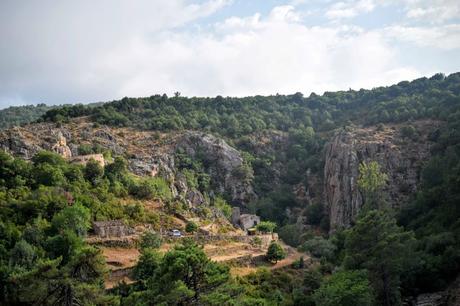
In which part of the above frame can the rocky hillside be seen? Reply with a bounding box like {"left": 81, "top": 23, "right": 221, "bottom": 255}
{"left": 0, "top": 119, "right": 255, "bottom": 209}
{"left": 0, "top": 116, "right": 443, "bottom": 232}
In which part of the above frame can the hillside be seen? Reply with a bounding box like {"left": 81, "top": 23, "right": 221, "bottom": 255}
{"left": 0, "top": 73, "right": 459, "bottom": 305}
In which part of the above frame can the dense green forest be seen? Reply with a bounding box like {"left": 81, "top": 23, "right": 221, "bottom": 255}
{"left": 0, "top": 73, "right": 459, "bottom": 305}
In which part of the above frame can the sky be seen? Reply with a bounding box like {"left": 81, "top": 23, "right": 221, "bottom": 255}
{"left": 0, "top": 0, "right": 459, "bottom": 108}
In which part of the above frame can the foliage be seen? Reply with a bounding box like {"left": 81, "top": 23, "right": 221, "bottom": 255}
{"left": 344, "top": 210, "right": 415, "bottom": 306}
{"left": 278, "top": 224, "right": 302, "bottom": 247}
{"left": 127, "top": 239, "right": 230, "bottom": 305}
{"left": 213, "top": 196, "right": 232, "bottom": 220}
{"left": 139, "top": 231, "right": 162, "bottom": 250}
{"left": 358, "top": 161, "right": 388, "bottom": 209}
{"left": 256, "top": 221, "right": 277, "bottom": 233}
{"left": 300, "top": 236, "right": 337, "bottom": 261}
{"left": 130, "top": 177, "right": 172, "bottom": 200}
{"left": 185, "top": 221, "right": 199, "bottom": 233}
{"left": 312, "top": 270, "right": 374, "bottom": 306}
{"left": 266, "top": 241, "right": 286, "bottom": 263}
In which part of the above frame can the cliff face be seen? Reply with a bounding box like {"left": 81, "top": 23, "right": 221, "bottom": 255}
{"left": 323, "top": 121, "right": 440, "bottom": 231}
{"left": 175, "top": 131, "right": 256, "bottom": 204}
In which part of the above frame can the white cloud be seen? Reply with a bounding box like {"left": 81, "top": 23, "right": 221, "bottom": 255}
{"left": 0, "top": 1, "right": 455, "bottom": 107}
{"left": 268, "top": 5, "right": 302, "bottom": 23}
{"left": 0, "top": 0, "right": 231, "bottom": 106}
{"left": 94, "top": 5, "right": 422, "bottom": 98}
{"left": 403, "top": 0, "right": 460, "bottom": 23}
{"left": 384, "top": 24, "right": 460, "bottom": 50}
{"left": 325, "top": 0, "right": 376, "bottom": 20}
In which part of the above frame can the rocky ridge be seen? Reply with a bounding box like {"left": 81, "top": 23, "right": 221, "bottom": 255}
{"left": 0, "top": 119, "right": 256, "bottom": 207}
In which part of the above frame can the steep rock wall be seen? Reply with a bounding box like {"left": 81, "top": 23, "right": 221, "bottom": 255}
{"left": 324, "top": 121, "right": 439, "bottom": 231}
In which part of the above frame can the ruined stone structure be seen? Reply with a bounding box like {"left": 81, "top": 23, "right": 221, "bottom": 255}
{"left": 92, "top": 220, "right": 134, "bottom": 238}
{"left": 231, "top": 207, "right": 260, "bottom": 231}
{"left": 71, "top": 153, "right": 105, "bottom": 167}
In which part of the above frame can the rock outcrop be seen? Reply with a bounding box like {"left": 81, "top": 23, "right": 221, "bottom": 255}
{"left": 324, "top": 121, "right": 439, "bottom": 231}
{"left": 175, "top": 131, "right": 257, "bottom": 204}
{"left": 51, "top": 131, "right": 72, "bottom": 158}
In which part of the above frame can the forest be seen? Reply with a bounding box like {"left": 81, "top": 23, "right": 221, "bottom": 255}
{"left": 0, "top": 73, "right": 459, "bottom": 305}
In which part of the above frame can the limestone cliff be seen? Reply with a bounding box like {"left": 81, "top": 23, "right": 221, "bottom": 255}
{"left": 324, "top": 121, "right": 440, "bottom": 231}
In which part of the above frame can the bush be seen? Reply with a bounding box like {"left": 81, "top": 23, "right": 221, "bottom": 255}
{"left": 84, "top": 159, "right": 104, "bottom": 185}
{"left": 266, "top": 241, "right": 286, "bottom": 263}
{"left": 256, "top": 221, "right": 277, "bottom": 233}
{"left": 300, "top": 236, "right": 336, "bottom": 260}
{"left": 131, "top": 177, "right": 172, "bottom": 200}
{"left": 213, "top": 197, "right": 232, "bottom": 220}
{"left": 185, "top": 221, "right": 198, "bottom": 233}
{"left": 139, "top": 231, "right": 162, "bottom": 250}
{"left": 278, "top": 224, "right": 302, "bottom": 247}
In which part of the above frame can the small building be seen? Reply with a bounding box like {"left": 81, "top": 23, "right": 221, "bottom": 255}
{"left": 231, "top": 207, "right": 261, "bottom": 231}
{"left": 92, "top": 220, "right": 134, "bottom": 238}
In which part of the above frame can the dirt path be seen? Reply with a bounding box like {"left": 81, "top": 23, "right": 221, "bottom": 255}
{"left": 230, "top": 242, "right": 310, "bottom": 277}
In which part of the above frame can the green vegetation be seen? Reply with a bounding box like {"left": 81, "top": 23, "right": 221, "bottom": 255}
{"left": 0, "top": 73, "right": 459, "bottom": 304}
{"left": 256, "top": 221, "right": 277, "bottom": 233}
{"left": 0, "top": 104, "right": 56, "bottom": 129}
{"left": 312, "top": 270, "right": 374, "bottom": 306}
{"left": 185, "top": 221, "right": 198, "bottom": 233}
{"left": 266, "top": 241, "right": 287, "bottom": 263}
{"left": 357, "top": 161, "right": 388, "bottom": 209}
{"left": 139, "top": 231, "right": 162, "bottom": 250}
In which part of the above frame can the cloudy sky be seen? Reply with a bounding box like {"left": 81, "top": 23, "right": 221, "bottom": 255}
{"left": 0, "top": 0, "right": 459, "bottom": 108}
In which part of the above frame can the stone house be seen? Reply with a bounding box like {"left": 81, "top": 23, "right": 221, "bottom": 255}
{"left": 231, "top": 207, "right": 261, "bottom": 231}
{"left": 92, "top": 220, "right": 134, "bottom": 238}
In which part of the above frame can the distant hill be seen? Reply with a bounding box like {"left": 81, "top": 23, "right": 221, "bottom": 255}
{"left": 0, "top": 104, "right": 56, "bottom": 129}
{"left": 0, "top": 102, "right": 104, "bottom": 129}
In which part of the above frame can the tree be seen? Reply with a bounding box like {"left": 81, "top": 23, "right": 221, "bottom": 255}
{"left": 185, "top": 221, "right": 198, "bottom": 233}
{"left": 266, "top": 241, "right": 286, "bottom": 263}
{"left": 133, "top": 239, "right": 229, "bottom": 304}
{"left": 344, "top": 210, "right": 415, "bottom": 306}
{"left": 312, "top": 270, "right": 374, "bottom": 306}
{"left": 358, "top": 161, "right": 388, "bottom": 209}
{"left": 84, "top": 159, "right": 104, "bottom": 185}
{"left": 256, "top": 221, "right": 277, "bottom": 233}
{"left": 133, "top": 248, "right": 162, "bottom": 284}
{"left": 105, "top": 156, "right": 128, "bottom": 181}
{"left": 51, "top": 204, "right": 91, "bottom": 237}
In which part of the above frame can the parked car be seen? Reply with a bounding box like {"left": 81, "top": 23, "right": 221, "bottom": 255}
{"left": 170, "top": 229, "right": 182, "bottom": 237}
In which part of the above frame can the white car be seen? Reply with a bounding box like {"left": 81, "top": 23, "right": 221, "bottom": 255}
{"left": 171, "top": 229, "right": 182, "bottom": 237}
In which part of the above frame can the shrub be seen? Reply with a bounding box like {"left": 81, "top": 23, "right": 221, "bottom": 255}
{"left": 185, "top": 221, "right": 198, "bottom": 233}
{"left": 131, "top": 177, "right": 172, "bottom": 200}
{"left": 266, "top": 241, "right": 286, "bottom": 263}
{"left": 256, "top": 221, "right": 277, "bottom": 233}
{"left": 213, "top": 197, "right": 232, "bottom": 220}
{"left": 139, "top": 231, "right": 162, "bottom": 250}
{"left": 300, "top": 236, "right": 336, "bottom": 260}
{"left": 278, "top": 224, "right": 302, "bottom": 247}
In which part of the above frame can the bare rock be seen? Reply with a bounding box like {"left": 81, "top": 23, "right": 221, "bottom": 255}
{"left": 324, "top": 122, "right": 439, "bottom": 231}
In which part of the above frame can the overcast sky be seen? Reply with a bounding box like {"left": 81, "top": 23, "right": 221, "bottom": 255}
{"left": 0, "top": 0, "right": 459, "bottom": 108}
